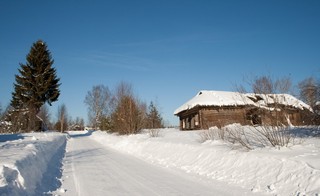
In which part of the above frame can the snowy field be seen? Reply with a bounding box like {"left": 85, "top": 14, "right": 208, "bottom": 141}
{"left": 0, "top": 127, "right": 319, "bottom": 195}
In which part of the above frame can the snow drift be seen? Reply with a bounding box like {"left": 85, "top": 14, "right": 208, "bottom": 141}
{"left": 91, "top": 127, "right": 320, "bottom": 195}
{"left": 0, "top": 132, "right": 67, "bottom": 195}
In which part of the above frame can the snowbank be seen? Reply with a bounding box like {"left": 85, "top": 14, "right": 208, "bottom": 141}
{"left": 91, "top": 128, "right": 320, "bottom": 195}
{"left": 0, "top": 132, "right": 67, "bottom": 195}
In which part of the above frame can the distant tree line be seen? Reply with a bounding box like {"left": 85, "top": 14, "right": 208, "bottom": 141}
{"left": 84, "top": 82, "right": 164, "bottom": 134}
{"left": 53, "top": 104, "right": 85, "bottom": 132}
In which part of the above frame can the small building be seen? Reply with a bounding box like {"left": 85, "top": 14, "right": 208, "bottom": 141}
{"left": 174, "top": 91, "right": 313, "bottom": 130}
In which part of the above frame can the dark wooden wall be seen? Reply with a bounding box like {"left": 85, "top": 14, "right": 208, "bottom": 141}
{"left": 199, "top": 107, "right": 249, "bottom": 129}
{"left": 177, "top": 105, "right": 312, "bottom": 130}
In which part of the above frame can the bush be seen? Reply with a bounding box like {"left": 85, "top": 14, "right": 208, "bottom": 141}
{"left": 148, "top": 129, "right": 161, "bottom": 137}
{"left": 198, "top": 127, "right": 225, "bottom": 142}
{"left": 200, "top": 124, "right": 296, "bottom": 150}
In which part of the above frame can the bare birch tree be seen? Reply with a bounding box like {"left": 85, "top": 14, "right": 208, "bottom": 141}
{"left": 275, "top": 77, "right": 292, "bottom": 94}
{"left": 236, "top": 75, "right": 293, "bottom": 95}
{"left": 56, "top": 104, "right": 68, "bottom": 132}
{"left": 252, "top": 75, "right": 274, "bottom": 94}
{"left": 84, "top": 85, "right": 111, "bottom": 130}
{"left": 298, "top": 77, "right": 320, "bottom": 124}
{"left": 298, "top": 77, "right": 319, "bottom": 108}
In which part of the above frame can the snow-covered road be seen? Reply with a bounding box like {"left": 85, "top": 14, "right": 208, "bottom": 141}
{"left": 56, "top": 131, "right": 255, "bottom": 196}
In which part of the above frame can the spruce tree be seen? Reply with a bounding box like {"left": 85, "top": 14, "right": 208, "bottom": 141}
{"left": 11, "top": 40, "right": 60, "bottom": 132}
{"left": 146, "top": 101, "right": 163, "bottom": 129}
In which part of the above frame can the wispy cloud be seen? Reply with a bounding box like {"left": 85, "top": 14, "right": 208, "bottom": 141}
{"left": 70, "top": 33, "right": 224, "bottom": 72}
{"left": 76, "top": 51, "right": 156, "bottom": 72}
{"left": 112, "top": 33, "right": 220, "bottom": 48}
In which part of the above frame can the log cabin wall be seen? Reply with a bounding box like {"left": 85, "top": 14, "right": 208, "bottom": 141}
{"left": 199, "top": 106, "right": 250, "bottom": 129}
{"left": 250, "top": 105, "right": 307, "bottom": 126}
{"left": 175, "top": 92, "right": 315, "bottom": 130}
{"left": 178, "top": 106, "right": 313, "bottom": 130}
{"left": 179, "top": 107, "right": 201, "bottom": 130}
{"left": 259, "top": 108, "right": 311, "bottom": 126}
{"left": 178, "top": 106, "right": 253, "bottom": 130}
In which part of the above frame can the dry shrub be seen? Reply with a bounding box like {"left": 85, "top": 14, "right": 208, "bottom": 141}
{"left": 252, "top": 125, "right": 293, "bottom": 147}
{"left": 199, "top": 129, "right": 215, "bottom": 142}
{"left": 149, "top": 128, "right": 160, "bottom": 137}
{"left": 199, "top": 127, "right": 225, "bottom": 142}
{"left": 223, "top": 126, "right": 253, "bottom": 150}
{"left": 200, "top": 124, "right": 295, "bottom": 150}
{"left": 111, "top": 82, "right": 146, "bottom": 135}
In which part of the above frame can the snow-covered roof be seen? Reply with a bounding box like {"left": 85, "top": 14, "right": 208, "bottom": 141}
{"left": 246, "top": 93, "right": 313, "bottom": 111}
{"left": 174, "top": 90, "right": 313, "bottom": 115}
{"left": 174, "top": 91, "right": 256, "bottom": 115}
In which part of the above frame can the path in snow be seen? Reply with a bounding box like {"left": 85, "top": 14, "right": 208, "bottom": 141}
{"left": 56, "top": 131, "right": 256, "bottom": 196}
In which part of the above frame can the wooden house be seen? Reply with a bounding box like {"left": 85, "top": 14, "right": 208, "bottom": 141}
{"left": 174, "top": 91, "right": 313, "bottom": 130}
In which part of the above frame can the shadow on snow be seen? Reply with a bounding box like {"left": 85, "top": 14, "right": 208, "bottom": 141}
{"left": 0, "top": 134, "right": 24, "bottom": 143}
{"left": 34, "top": 138, "right": 67, "bottom": 195}
{"left": 290, "top": 127, "right": 320, "bottom": 138}
{"left": 68, "top": 130, "right": 95, "bottom": 138}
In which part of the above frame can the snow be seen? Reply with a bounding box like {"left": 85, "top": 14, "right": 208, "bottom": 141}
{"left": 1, "top": 127, "right": 319, "bottom": 195}
{"left": 174, "top": 90, "right": 312, "bottom": 115}
{"left": 56, "top": 131, "right": 251, "bottom": 196}
{"left": 246, "top": 93, "right": 313, "bottom": 111}
{"left": 174, "top": 91, "right": 255, "bottom": 114}
{"left": 0, "top": 132, "right": 66, "bottom": 195}
{"left": 91, "top": 127, "right": 320, "bottom": 195}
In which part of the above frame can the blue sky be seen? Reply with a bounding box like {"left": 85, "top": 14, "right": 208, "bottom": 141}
{"left": 1, "top": 0, "right": 319, "bottom": 126}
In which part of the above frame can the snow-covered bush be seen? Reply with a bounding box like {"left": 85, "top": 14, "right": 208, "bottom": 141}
{"left": 202, "top": 124, "right": 296, "bottom": 150}
{"left": 223, "top": 125, "right": 253, "bottom": 150}
{"left": 199, "top": 127, "right": 225, "bottom": 142}
{"left": 148, "top": 128, "right": 161, "bottom": 137}
{"left": 251, "top": 125, "right": 293, "bottom": 147}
